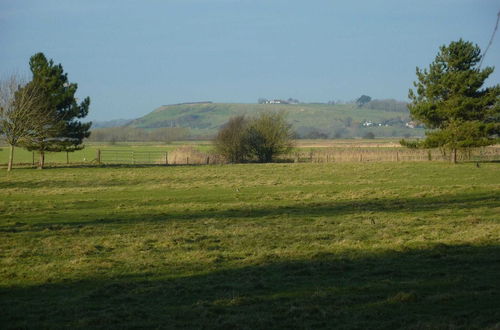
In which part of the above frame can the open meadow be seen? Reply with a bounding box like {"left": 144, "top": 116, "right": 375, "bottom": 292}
{"left": 1, "top": 162, "right": 499, "bottom": 329}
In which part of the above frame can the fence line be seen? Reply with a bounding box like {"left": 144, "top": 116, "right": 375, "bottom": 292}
{"left": 97, "top": 149, "right": 169, "bottom": 165}
{"left": 289, "top": 147, "right": 500, "bottom": 163}
{"left": 1, "top": 146, "right": 499, "bottom": 167}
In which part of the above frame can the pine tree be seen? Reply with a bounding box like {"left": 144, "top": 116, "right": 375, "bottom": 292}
{"left": 404, "top": 39, "right": 500, "bottom": 163}
{"left": 22, "top": 53, "right": 91, "bottom": 168}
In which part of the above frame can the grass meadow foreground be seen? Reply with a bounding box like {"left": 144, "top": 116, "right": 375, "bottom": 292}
{"left": 0, "top": 162, "right": 499, "bottom": 329}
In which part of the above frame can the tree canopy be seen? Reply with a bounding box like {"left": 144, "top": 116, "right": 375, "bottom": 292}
{"left": 0, "top": 74, "right": 50, "bottom": 171}
{"left": 404, "top": 39, "right": 500, "bottom": 162}
{"left": 21, "top": 53, "right": 91, "bottom": 167}
{"left": 356, "top": 95, "right": 372, "bottom": 107}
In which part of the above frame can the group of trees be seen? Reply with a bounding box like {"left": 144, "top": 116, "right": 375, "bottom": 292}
{"left": 0, "top": 53, "right": 90, "bottom": 170}
{"left": 88, "top": 126, "right": 189, "bottom": 143}
{"left": 362, "top": 99, "right": 409, "bottom": 112}
{"left": 214, "top": 112, "right": 294, "bottom": 163}
{"left": 403, "top": 39, "right": 499, "bottom": 163}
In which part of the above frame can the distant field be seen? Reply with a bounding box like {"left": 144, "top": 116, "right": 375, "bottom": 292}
{"left": 2, "top": 140, "right": 499, "bottom": 166}
{"left": 0, "top": 139, "right": 399, "bottom": 165}
{"left": 1, "top": 162, "right": 499, "bottom": 328}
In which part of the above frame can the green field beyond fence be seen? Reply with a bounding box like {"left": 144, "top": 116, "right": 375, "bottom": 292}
{"left": 1, "top": 141, "right": 499, "bottom": 167}
{"left": 0, "top": 143, "right": 193, "bottom": 166}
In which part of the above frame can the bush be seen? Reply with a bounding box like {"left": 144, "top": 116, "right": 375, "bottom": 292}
{"left": 363, "top": 132, "right": 375, "bottom": 139}
{"left": 214, "top": 112, "right": 295, "bottom": 163}
{"left": 245, "top": 112, "right": 295, "bottom": 162}
{"left": 214, "top": 116, "right": 250, "bottom": 163}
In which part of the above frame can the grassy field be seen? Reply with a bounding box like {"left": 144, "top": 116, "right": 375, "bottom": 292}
{"left": 1, "top": 162, "right": 499, "bottom": 328}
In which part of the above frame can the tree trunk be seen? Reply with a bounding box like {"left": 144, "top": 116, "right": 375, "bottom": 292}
{"left": 7, "top": 144, "right": 14, "bottom": 171}
{"left": 38, "top": 151, "right": 45, "bottom": 169}
{"left": 452, "top": 148, "right": 457, "bottom": 164}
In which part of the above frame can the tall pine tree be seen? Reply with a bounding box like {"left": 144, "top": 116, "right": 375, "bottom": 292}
{"left": 22, "top": 53, "right": 91, "bottom": 168}
{"left": 404, "top": 39, "right": 499, "bottom": 163}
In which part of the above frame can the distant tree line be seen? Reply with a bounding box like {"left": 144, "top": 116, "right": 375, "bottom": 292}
{"left": 362, "top": 99, "right": 409, "bottom": 112}
{"left": 87, "top": 127, "right": 189, "bottom": 143}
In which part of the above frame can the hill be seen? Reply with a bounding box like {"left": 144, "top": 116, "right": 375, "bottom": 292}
{"left": 126, "top": 101, "right": 424, "bottom": 139}
{"left": 92, "top": 118, "right": 133, "bottom": 128}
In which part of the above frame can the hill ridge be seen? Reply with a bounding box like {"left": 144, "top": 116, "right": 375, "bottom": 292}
{"left": 126, "top": 101, "right": 422, "bottom": 138}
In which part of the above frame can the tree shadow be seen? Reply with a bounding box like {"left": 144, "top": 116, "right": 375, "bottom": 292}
{"left": 1, "top": 244, "right": 499, "bottom": 329}
{"left": 0, "top": 163, "right": 218, "bottom": 172}
{"left": 3, "top": 190, "right": 498, "bottom": 233}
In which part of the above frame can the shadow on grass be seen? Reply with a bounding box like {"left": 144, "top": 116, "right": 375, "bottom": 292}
{"left": 1, "top": 244, "right": 499, "bottom": 329}
{"left": 4, "top": 190, "right": 498, "bottom": 233}
{"left": 0, "top": 163, "right": 200, "bottom": 171}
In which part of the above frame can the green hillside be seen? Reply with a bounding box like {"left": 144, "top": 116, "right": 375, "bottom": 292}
{"left": 127, "top": 102, "right": 424, "bottom": 138}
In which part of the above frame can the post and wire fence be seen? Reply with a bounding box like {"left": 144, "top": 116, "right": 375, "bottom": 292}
{"left": 96, "top": 149, "right": 169, "bottom": 165}
{"left": 1, "top": 145, "right": 499, "bottom": 168}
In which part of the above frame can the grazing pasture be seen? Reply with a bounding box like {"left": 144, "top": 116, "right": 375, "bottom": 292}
{"left": 1, "top": 162, "right": 499, "bottom": 328}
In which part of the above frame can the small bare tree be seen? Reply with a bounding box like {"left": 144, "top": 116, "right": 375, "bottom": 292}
{"left": 214, "top": 115, "right": 250, "bottom": 163}
{"left": 0, "top": 74, "right": 48, "bottom": 171}
{"left": 245, "top": 112, "right": 295, "bottom": 163}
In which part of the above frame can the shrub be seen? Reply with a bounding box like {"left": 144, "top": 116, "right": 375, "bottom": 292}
{"left": 363, "top": 132, "right": 375, "bottom": 139}
{"left": 214, "top": 112, "right": 295, "bottom": 163}
{"left": 214, "top": 115, "right": 250, "bottom": 163}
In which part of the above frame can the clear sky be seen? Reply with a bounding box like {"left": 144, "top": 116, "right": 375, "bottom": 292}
{"left": 1, "top": 0, "right": 499, "bottom": 121}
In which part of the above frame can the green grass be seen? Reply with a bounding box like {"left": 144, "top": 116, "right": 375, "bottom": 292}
{"left": 1, "top": 162, "right": 499, "bottom": 328}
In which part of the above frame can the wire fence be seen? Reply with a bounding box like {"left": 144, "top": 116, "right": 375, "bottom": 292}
{"left": 98, "top": 150, "right": 168, "bottom": 165}
{"left": 1, "top": 145, "right": 499, "bottom": 167}
{"left": 290, "top": 147, "right": 500, "bottom": 163}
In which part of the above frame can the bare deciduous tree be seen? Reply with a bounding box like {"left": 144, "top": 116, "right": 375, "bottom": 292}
{"left": 0, "top": 74, "right": 49, "bottom": 171}
{"left": 214, "top": 115, "right": 250, "bottom": 163}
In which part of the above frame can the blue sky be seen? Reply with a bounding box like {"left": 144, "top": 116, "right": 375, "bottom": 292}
{"left": 1, "top": 0, "right": 499, "bottom": 121}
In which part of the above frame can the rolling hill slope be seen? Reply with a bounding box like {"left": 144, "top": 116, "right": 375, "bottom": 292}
{"left": 126, "top": 102, "right": 423, "bottom": 138}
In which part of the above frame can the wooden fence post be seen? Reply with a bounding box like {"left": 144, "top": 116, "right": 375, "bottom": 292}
{"left": 96, "top": 149, "right": 101, "bottom": 164}
{"left": 165, "top": 152, "right": 168, "bottom": 165}
{"left": 32, "top": 151, "right": 35, "bottom": 166}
